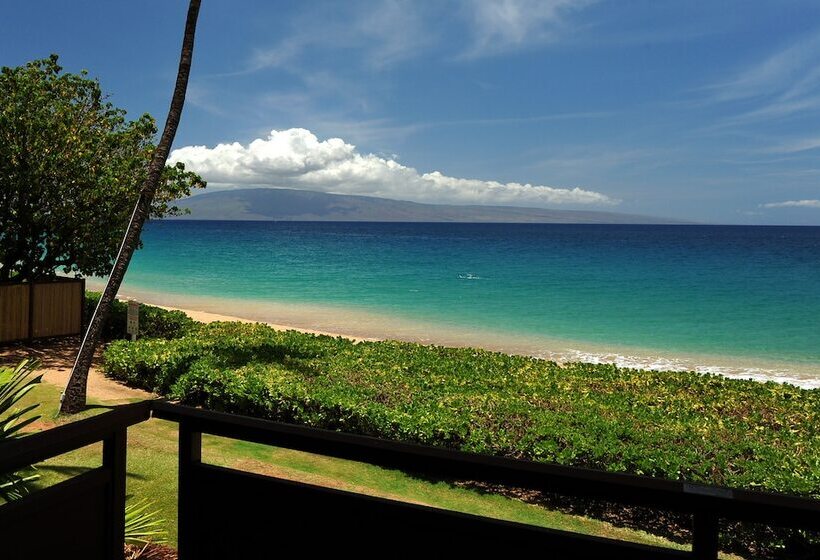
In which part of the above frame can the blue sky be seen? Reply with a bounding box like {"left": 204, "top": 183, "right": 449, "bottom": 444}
{"left": 3, "top": 1, "right": 820, "bottom": 224}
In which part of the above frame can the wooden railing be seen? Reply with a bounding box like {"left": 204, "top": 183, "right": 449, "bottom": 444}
{"left": 0, "top": 401, "right": 150, "bottom": 559}
{"left": 1, "top": 400, "right": 818, "bottom": 559}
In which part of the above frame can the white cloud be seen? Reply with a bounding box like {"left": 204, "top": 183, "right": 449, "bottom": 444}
{"left": 244, "top": 0, "right": 595, "bottom": 74}
{"left": 698, "top": 30, "right": 820, "bottom": 137}
{"left": 460, "top": 0, "right": 596, "bottom": 58}
{"left": 706, "top": 32, "right": 820, "bottom": 103}
{"left": 169, "top": 128, "right": 617, "bottom": 207}
{"left": 355, "top": 0, "right": 435, "bottom": 68}
{"left": 761, "top": 199, "right": 820, "bottom": 209}
{"left": 764, "top": 136, "right": 820, "bottom": 155}
{"left": 245, "top": 1, "right": 434, "bottom": 73}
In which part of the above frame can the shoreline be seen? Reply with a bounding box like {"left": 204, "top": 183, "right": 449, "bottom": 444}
{"left": 150, "top": 303, "right": 376, "bottom": 343}
{"left": 90, "top": 279, "right": 820, "bottom": 390}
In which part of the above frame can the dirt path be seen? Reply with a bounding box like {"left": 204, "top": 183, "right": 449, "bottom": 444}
{"left": 0, "top": 337, "right": 152, "bottom": 404}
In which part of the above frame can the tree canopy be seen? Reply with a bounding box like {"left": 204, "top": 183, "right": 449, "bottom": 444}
{"left": 0, "top": 55, "right": 204, "bottom": 282}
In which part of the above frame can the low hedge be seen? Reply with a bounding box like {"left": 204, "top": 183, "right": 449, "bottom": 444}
{"left": 103, "top": 320, "right": 820, "bottom": 556}
{"left": 85, "top": 291, "right": 196, "bottom": 341}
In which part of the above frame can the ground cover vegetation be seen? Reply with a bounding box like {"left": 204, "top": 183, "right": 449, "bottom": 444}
{"left": 100, "top": 299, "right": 819, "bottom": 557}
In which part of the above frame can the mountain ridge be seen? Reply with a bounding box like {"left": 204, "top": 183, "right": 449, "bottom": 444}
{"left": 174, "top": 188, "right": 688, "bottom": 224}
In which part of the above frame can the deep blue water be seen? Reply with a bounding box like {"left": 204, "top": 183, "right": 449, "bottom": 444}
{"left": 122, "top": 221, "right": 820, "bottom": 368}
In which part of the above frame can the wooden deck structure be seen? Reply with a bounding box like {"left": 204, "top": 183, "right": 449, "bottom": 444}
{"left": 1, "top": 400, "right": 818, "bottom": 559}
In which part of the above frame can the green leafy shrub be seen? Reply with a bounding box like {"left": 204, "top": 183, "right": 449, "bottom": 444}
{"left": 103, "top": 321, "right": 820, "bottom": 556}
{"left": 85, "top": 291, "right": 195, "bottom": 341}
{"left": 104, "top": 337, "right": 206, "bottom": 394}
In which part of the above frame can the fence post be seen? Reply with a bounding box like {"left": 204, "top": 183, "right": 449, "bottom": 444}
{"left": 103, "top": 428, "right": 128, "bottom": 560}
{"left": 81, "top": 278, "right": 87, "bottom": 331}
{"left": 26, "top": 282, "right": 34, "bottom": 341}
{"left": 178, "top": 421, "right": 202, "bottom": 559}
{"left": 692, "top": 512, "right": 719, "bottom": 560}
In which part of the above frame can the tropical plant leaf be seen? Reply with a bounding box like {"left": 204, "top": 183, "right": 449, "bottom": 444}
{"left": 0, "top": 359, "right": 42, "bottom": 501}
{"left": 125, "top": 498, "right": 168, "bottom": 547}
{"left": 0, "top": 471, "right": 39, "bottom": 500}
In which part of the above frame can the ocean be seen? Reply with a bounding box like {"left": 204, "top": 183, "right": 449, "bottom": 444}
{"left": 100, "top": 221, "right": 820, "bottom": 387}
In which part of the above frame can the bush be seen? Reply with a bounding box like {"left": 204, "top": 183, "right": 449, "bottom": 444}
{"left": 85, "top": 291, "right": 195, "bottom": 341}
{"left": 102, "top": 320, "right": 820, "bottom": 556}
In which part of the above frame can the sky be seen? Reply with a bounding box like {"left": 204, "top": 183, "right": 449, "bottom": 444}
{"left": 3, "top": 1, "right": 820, "bottom": 224}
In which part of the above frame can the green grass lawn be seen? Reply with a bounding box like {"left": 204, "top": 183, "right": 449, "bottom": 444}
{"left": 14, "top": 379, "right": 738, "bottom": 556}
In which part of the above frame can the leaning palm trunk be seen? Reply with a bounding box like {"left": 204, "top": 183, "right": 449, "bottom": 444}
{"left": 61, "top": 0, "right": 202, "bottom": 414}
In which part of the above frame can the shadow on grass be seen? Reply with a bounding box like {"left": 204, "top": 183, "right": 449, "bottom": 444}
{"left": 83, "top": 403, "right": 118, "bottom": 411}
{"left": 35, "top": 464, "right": 94, "bottom": 478}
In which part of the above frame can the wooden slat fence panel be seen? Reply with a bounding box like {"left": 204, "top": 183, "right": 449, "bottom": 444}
{"left": 0, "top": 283, "right": 29, "bottom": 341}
{"left": 184, "top": 462, "right": 689, "bottom": 559}
{"left": 0, "top": 278, "right": 83, "bottom": 343}
{"left": 31, "top": 279, "right": 83, "bottom": 338}
{"left": 1, "top": 469, "right": 111, "bottom": 560}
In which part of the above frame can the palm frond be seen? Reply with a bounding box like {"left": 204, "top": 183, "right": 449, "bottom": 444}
{"left": 125, "top": 498, "right": 168, "bottom": 546}
{"left": 0, "top": 359, "right": 43, "bottom": 438}
{"left": 0, "top": 470, "right": 39, "bottom": 500}
{"left": 0, "top": 359, "right": 42, "bottom": 501}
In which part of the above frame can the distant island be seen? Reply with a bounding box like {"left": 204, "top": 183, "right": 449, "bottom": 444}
{"left": 174, "top": 188, "right": 686, "bottom": 224}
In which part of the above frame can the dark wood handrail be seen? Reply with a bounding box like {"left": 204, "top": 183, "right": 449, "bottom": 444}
{"left": 0, "top": 400, "right": 150, "bottom": 473}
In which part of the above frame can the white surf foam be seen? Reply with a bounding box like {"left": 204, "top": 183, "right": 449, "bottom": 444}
{"left": 546, "top": 349, "right": 820, "bottom": 390}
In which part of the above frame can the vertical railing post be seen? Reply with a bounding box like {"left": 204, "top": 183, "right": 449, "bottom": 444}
{"left": 178, "top": 421, "right": 202, "bottom": 559}
{"left": 103, "top": 428, "right": 128, "bottom": 560}
{"left": 692, "top": 512, "right": 719, "bottom": 560}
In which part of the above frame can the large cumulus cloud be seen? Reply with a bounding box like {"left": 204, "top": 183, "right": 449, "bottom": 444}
{"left": 169, "top": 128, "right": 617, "bottom": 207}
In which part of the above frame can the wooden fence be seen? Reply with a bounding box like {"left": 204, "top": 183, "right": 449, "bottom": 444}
{"left": 0, "top": 278, "right": 85, "bottom": 343}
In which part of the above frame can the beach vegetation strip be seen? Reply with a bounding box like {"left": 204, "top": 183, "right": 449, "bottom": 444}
{"left": 85, "top": 292, "right": 196, "bottom": 342}
{"left": 100, "top": 308, "right": 819, "bottom": 556}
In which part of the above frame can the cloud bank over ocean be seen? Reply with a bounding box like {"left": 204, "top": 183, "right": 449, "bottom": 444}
{"left": 169, "top": 128, "right": 617, "bottom": 208}
{"left": 761, "top": 199, "right": 820, "bottom": 209}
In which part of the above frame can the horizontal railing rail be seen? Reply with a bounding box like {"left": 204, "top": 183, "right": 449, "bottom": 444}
{"left": 0, "top": 400, "right": 150, "bottom": 474}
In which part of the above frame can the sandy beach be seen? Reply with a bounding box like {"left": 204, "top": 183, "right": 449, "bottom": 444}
{"left": 87, "top": 279, "right": 820, "bottom": 390}
{"left": 150, "top": 302, "right": 374, "bottom": 343}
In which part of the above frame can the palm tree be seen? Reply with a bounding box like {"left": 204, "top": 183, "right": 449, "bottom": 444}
{"left": 61, "top": 0, "right": 203, "bottom": 414}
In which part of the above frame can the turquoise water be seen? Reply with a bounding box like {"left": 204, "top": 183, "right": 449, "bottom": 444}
{"left": 113, "top": 221, "right": 820, "bottom": 382}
